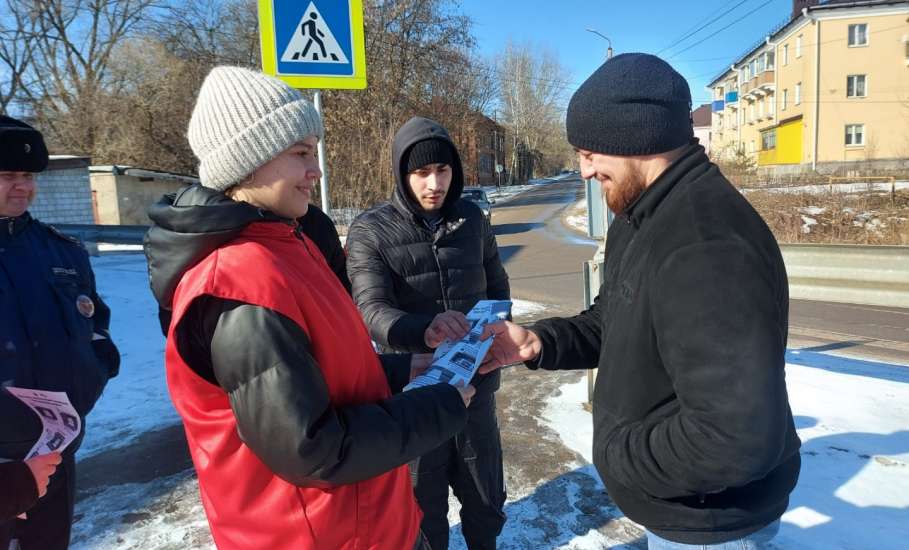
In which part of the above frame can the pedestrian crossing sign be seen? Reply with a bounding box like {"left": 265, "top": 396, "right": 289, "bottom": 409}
{"left": 258, "top": 0, "right": 367, "bottom": 89}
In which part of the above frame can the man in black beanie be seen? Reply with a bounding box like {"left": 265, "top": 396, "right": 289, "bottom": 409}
{"left": 347, "top": 116, "right": 510, "bottom": 549}
{"left": 478, "top": 54, "right": 800, "bottom": 548}
{"left": 0, "top": 115, "right": 120, "bottom": 550}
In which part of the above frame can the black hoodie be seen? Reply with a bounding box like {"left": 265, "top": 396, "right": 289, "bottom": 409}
{"left": 346, "top": 117, "right": 509, "bottom": 394}
{"left": 143, "top": 185, "right": 467, "bottom": 487}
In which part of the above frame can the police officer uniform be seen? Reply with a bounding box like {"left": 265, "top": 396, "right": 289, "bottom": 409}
{"left": 0, "top": 115, "right": 120, "bottom": 549}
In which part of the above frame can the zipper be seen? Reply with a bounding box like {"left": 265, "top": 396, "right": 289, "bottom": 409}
{"left": 430, "top": 232, "right": 451, "bottom": 310}
{"left": 292, "top": 224, "right": 319, "bottom": 261}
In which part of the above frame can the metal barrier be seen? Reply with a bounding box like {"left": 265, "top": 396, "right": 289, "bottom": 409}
{"left": 55, "top": 224, "right": 149, "bottom": 245}
{"left": 780, "top": 243, "right": 909, "bottom": 309}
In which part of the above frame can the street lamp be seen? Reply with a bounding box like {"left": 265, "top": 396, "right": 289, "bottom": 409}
{"left": 585, "top": 28, "right": 613, "bottom": 60}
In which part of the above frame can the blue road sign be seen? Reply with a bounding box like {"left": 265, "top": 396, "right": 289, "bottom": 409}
{"left": 258, "top": 0, "right": 367, "bottom": 89}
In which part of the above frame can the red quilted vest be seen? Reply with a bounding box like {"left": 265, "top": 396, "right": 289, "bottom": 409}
{"left": 165, "top": 222, "right": 421, "bottom": 549}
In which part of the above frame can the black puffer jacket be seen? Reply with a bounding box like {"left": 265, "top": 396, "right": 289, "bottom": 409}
{"left": 346, "top": 118, "right": 509, "bottom": 392}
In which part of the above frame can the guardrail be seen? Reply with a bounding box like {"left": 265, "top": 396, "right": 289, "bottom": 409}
{"left": 60, "top": 225, "right": 909, "bottom": 309}
{"left": 780, "top": 243, "right": 909, "bottom": 309}
{"left": 55, "top": 224, "right": 149, "bottom": 245}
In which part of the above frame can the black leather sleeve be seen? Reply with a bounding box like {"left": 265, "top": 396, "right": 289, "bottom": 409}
{"left": 179, "top": 298, "right": 467, "bottom": 488}
{"left": 378, "top": 353, "right": 412, "bottom": 394}
{"left": 0, "top": 460, "right": 38, "bottom": 521}
{"left": 346, "top": 220, "right": 434, "bottom": 352}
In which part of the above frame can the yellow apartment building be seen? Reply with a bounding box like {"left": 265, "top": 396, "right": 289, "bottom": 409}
{"left": 708, "top": 0, "right": 909, "bottom": 173}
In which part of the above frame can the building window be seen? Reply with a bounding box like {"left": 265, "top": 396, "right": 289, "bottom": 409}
{"left": 782, "top": 89, "right": 788, "bottom": 110}
{"left": 795, "top": 82, "right": 802, "bottom": 105}
{"left": 766, "top": 51, "right": 775, "bottom": 70}
{"left": 768, "top": 94, "right": 776, "bottom": 116}
{"left": 796, "top": 35, "right": 803, "bottom": 58}
{"left": 762, "top": 129, "right": 777, "bottom": 150}
{"left": 845, "top": 124, "right": 865, "bottom": 146}
{"left": 847, "top": 75, "right": 867, "bottom": 97}
{"left": 848, "top": 24, "right": 868, "bottom": 47}
{"left": 783, "top": 44, "right": 789, "bottom": 65}
{"left": 757, "top": 55, "right": 765, "bottom": 73}
{"left": 749, "top": 102, "right": 755, "bottom": 121}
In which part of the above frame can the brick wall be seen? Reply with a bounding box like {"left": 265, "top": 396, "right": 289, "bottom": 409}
{"left": 29, "top": 157, "right": 95, "bottom": 224}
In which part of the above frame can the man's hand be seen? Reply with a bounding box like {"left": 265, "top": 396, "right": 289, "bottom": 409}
{"left": 409, "top": 353, "right": 434, "bottom": 381}
{"left": 25, "top": 452, "right": 62, "bottom": 498}
{"left": 424, "top": 310, "right": 471, "bottom": 349}
{"left": 478, "top": 320, "right": 542, "bottom": 374}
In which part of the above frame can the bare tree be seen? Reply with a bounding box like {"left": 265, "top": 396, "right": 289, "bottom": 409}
{"left": 0, "top": 0, "right": 37, "bottom": 113}
{"left": 22, "top": 0, "right": 160, "bottom": 152}
{"left": 495, "top": 41, "right": 570, "bottom": 182}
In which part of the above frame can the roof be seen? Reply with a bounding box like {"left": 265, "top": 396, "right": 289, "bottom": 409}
{"left": 90, "top": 165, "right": 200, "bottom": 184}
{"left": 706, "top": 0, "right": 909, "bottom": 87}
{"left": 692, "top": 104, "right": 712, "bottom": 128}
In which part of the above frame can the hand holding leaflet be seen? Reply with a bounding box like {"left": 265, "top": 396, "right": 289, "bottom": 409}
{"left": 4, "top": 387, "right": 82, "bottom": 459}
{"left": 405, "top": 300, "right": 511, "bottom": 391}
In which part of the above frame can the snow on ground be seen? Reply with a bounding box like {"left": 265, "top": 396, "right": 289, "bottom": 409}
{"left": 541, "top": 350, "right": 909, "bottom": 549}
{"left": 742, "top": 181, "right": 909, "bottom": 195}
{"left": 511, "top": 298, "right": 550, "bottom": 319}
{"left": 564, "top": 198, "right": 589, "bottom": 235}
{"left": 79, "top": 254, "right": 177, "bottom": 459}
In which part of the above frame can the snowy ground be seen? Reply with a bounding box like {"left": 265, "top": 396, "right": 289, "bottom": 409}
{"left": 742, "top": 181, "right": 909, "bottom": 195}
{"left": 564, "top": 198, "right": 588, "bottom": 235}
{"left": 542, "top": 352, "right": 909, "bottom": 549}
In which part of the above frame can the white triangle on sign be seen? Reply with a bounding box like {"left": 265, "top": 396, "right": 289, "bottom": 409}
{"left": 280, "top": 2, "right": 350, "bottom": 64}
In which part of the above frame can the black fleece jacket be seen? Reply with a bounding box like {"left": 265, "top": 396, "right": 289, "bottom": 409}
{"left": 528, "top": 144, "right": 801, "bottom": 544}
{"left": 144, "top": 186, "right": 467, "bottom": 487}
{"left": 345, "top": 118, "right": 509, "bottom": 396}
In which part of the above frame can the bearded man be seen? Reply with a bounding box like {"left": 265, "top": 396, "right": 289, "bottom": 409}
{"left": 479, "top": 54, "right": 800, "bottom": 549}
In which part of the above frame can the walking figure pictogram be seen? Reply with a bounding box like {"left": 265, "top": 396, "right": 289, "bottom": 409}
{"left": 293, "top": 13, "right": 338, "bottom": 61}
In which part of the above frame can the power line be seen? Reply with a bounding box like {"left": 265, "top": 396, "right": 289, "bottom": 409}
{"left": 657, "top": 0, "right": 755, "bottom": 56}
{"left": 669, "top": 0, "right": 776, "bottom": 59}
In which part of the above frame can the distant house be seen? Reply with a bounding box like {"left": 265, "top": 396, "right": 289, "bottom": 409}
{"left": 692, "top": 104, "right": 712, "bottom": 155}
{"left": 90, "top": 166, "right": 198, "bottom": 225}
{"left": 458, "top": 113, "right": 506, "bottom": 186}
{"left": 30, "top": 156, "right": 94, "bottom": 224}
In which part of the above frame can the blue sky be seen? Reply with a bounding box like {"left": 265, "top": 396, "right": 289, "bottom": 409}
{"left": 457, "top": 0, "right": 794, "bottom": 108}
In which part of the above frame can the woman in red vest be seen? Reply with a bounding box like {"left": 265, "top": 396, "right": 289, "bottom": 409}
{"left": 144, "top": 66, "right": 474, "bottom": 550}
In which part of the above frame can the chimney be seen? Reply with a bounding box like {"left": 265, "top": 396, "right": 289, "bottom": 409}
{"left": 792, "top": 0, "right": 821, "bottom": 19}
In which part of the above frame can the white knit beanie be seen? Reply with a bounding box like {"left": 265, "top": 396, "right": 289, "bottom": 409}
{"left": 187, "top": 66, "right": 324, "bottom": 191}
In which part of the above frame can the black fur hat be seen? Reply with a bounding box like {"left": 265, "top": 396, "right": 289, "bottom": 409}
{"left": 0, "top": 115, "right": 49, "bottom": 172}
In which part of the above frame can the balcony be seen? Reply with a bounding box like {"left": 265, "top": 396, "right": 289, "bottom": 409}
{"left": 742, "top": 71, "right": 775, "bottom": 99}
{"left": 725, "top": 91, "right": 739, "bottom": 104}
{"left": 712, "top": 100, "right": 725, "bottom": 112}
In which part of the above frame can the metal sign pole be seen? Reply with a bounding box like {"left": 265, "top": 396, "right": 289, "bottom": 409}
{"left": 313, "top": 90, "right": 330, "bottom": 215}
